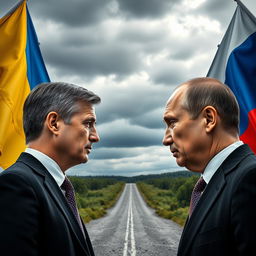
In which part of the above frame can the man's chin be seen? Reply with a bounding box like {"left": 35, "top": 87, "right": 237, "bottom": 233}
{"left": 75, "top": 155, "right": 89, "bottom": 166}
{"left": 176, "top": 158, "right": 185, "bottom": 167}
{"left": 81, "top": 155, "right": 89, "bottom": 163}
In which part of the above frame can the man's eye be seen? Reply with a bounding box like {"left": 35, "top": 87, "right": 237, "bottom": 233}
{"left": 83, "top": 121, "right": 93, "bottom": 128}
{"left": 169, "top": 120, "right": 176, "bottom": 129}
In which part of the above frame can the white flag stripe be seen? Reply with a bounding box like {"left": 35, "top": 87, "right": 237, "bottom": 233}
{"left": 207, "top": 0, "right": 256, "bottom": 80}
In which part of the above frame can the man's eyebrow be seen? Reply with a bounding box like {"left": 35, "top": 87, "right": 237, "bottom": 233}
{"left": 83, "top": 117, "right": 96, "bottom": 122}
{"left": 163, "top": 115, "right": 178, "bottom": 124}
{"left": 163, "top": 115, "right": 174, "bottom": 121}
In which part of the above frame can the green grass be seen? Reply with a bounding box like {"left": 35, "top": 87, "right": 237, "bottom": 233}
{"left": 76, "top": 182, "right": 125, "bottom": 223}
{"left": 137, "top": 177, "right": 197, "bottom": 226}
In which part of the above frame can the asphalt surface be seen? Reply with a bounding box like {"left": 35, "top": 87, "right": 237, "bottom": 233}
{"left": 86, "top": 183, "right": 182, "bottom": 256}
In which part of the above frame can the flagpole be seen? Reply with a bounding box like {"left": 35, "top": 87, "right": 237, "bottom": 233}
{"left": 234, "top": 0, "right": 256, "bottom": 22}
{"left": 1, "top": 0, "right": 26, "bottom": 19}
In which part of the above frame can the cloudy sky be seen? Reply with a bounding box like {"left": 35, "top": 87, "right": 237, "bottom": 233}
{"left": 1, "top": 0, "right": 256, "bottom": 176}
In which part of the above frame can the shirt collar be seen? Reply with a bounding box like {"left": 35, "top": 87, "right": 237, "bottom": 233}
{"left": 25, "top": 148, "right": 65, "bottom": 187}
{"left": 202, "top": 141, "right": 243, "bottom": 184}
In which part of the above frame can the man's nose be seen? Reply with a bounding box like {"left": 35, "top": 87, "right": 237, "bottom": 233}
{"left": 162, "top": 128, "right": 173, "bottom": 146}
{"left": 89, "top": 128, "right": 100, "bottom": 143}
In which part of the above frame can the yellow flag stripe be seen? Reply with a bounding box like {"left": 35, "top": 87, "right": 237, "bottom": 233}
{"left": 0, "top": 1, "right": 31, "bottom": 168}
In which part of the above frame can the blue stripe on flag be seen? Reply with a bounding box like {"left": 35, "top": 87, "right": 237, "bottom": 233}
{"left": 225, "top": 31, "right": 256, "bottom": 134}
{"left": 26, "top": 6, "right": 50, "bottom": 89}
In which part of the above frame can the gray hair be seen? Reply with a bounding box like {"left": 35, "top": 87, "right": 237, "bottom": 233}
{"left": 181, "top": 77, "right": 239, "bottom": 134}
{"left": 23, "top": 82, "right": 101, "bottom": 143}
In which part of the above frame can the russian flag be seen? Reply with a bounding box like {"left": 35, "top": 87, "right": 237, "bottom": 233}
{"left": 0, "top": 0, "right": 50, "bottom": 169}
{"left": 207, "top": 0, "right": 256, "bottom": 153}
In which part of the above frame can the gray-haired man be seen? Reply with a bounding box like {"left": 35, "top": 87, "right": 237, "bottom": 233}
{"left": 0, "top": 82, "right": 100, "bottom": 256}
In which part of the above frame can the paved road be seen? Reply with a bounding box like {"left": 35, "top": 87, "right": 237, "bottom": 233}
{"left": 87, "top": 183, "right": 182, "bottom": 256}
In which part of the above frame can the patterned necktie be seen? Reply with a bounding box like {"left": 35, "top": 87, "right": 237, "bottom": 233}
{"left": 189, "top": 177, "right": 207, "bottom": 217}
{"left": 61, "top": 177, "right": 84, "bottom": 233}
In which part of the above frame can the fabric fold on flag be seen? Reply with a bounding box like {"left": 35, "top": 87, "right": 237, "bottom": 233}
{"left": 0, "top": 0, "right": 50, "bottom": 169}
{"left": 207, "top": 0, "right": 256, "bottom": 153}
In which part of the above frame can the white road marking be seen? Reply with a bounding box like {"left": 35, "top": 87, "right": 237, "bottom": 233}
{"left": 123, "top": 200, "right": 130, "bottom": 256}
{"left": 123, "top": 185, "right": 136, "bottom": 256}
{"left": 130, "top": 199, "right": 136, "bottom": 256}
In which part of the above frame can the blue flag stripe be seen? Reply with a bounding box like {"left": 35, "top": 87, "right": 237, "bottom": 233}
{"left": 25, "top": 6, "right": 50, "bottom": 89}
{"left": 225, "top": 31, "right": 256, "bottom": 134}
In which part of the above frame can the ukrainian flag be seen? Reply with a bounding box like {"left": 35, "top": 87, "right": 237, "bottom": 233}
{"left": 0, "top": 0, "right": 50, "bottom": 169}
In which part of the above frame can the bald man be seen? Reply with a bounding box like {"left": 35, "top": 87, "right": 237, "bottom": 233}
{"left": 163, "top": 77, "right": 256, "bottom": 256}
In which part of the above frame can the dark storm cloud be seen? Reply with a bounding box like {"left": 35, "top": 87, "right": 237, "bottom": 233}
{"left": 151, "top": 63, "right": 185, "bottom": 86}
{"left": 130, "top": 108, "right": 164, "bottom": 129}
{"left": 199, "top": 0, "right": 256, "bottom": 29}
{"left": 28, "top": 0, "right": 112, "bottom": 26}
{"left": 41, "top": 41, "right": 142, "bottom": 78}
{"left": 99, "top": 128, "right": 163, "bottom": 147}
{"left": 0, "top": 0, "right": 16, "bottom": 17}
{"left": 34, "top": 19, "right": 149, "bottom": 79}
{"left": 193, "top": 0, "right": 235, "bottom": 27}
{"left": 118, "top": 24, "right": 168, "bottom": 54}
{"left": 116, "top": 0, "right": 177, "bottom": 18}
{"left": 96, "top": 120, "right": 164, "bottom": 148}
{"left": 89, "top": 147, "right": 138, "bottom": 160}
{"left": 170, "top": 47, "right": 195, "bottom": 60}
{"left": 95, "top": 84, "right": 171, "bottom": 125}
{"left": 31, "top": 0, "right": 221, "bottom": 83}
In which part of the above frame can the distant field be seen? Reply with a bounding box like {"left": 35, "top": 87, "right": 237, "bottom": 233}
{"left": 69, "top": 176, "right": 125, "bottom": 223}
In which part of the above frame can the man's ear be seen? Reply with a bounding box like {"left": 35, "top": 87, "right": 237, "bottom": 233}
{"left": 202, "top": 106, "right": 218, "bottom": 133}
{"left": 45, "top": 112, "right": 61, "bottom": 135}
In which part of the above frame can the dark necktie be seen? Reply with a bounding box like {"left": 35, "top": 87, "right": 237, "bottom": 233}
{"left": 61, "top": 177, "right": 84, "bottom": 233}
{"left": 189, "top": 177, "right": 207, "bottom": 217}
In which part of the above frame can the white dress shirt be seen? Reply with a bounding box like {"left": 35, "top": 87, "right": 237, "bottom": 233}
{"left": 202, "top": 141, "right": 243, "bottom": 184}
{"left": 25, "top": 148, "right": 65, "bottom": 187}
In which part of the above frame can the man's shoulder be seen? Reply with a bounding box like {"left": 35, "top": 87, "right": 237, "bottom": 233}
{"left": 0, "top": 152, "right": 45, "bottom": 180}
{"left": 234, "top": 144, "right": 256, "bottom": 166}
{"left": 225, "top": 144, "right": 256, "bottom": 182}
{"left": 218, "top": 144, "right": 256, "bottom": 178}
{"left": 228, "top": 144, "right": 256, "bottom": 164}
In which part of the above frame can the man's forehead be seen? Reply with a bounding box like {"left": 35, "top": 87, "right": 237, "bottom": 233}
{"left": 75, "top": 101, "right": 96, "bottom": 116}
{"left": 166, "top": 85, "right": 187, "bottom": 107}
{"left": 163, "top": 85, "right": 188, "bottom": 120}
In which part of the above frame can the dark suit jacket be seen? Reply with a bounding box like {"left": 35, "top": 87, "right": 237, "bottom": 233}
{"left": 178, "top": 144, "right": 256, "bottom": 256}
{"left": 0, "top": 153, "right": 95, "bottom": 256}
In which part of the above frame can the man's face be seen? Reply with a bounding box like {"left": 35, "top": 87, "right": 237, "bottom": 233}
{"left": 56, "top": 102, "right": 100, "bottom": 169}
{"left": 162, "top": 87, "right": 210, "bottom": 172}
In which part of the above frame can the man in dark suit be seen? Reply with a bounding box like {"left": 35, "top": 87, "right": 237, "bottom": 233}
{"left": 163, "top": 77, "right": 256, "bottom": 255}
{"left": 0, "top": 82, "right": 101, "bottom": 256}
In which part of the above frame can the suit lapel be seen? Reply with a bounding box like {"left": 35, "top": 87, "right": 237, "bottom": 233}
{"left": 43, "top": 176, "right": 92, "bottom": 255}
{"left": 18, "top": 153, "right": 91, "bottom": 255}
{"left": 178, "top": 144, "right": 253, "bottom": 256}
{"left": 178, "top": 169, "right": 226, "bottom": 255}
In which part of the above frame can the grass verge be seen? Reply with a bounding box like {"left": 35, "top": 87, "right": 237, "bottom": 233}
{"left": 76, "top": 182, "right": 125, "bottom": 223}
{"left": 137, "top": 182, "right": 191, "bottom": 226}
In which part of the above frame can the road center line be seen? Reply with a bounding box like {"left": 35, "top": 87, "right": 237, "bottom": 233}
{"left": 123, "top": 196, "right": 130, "bottom": 256}
{"left": 123, "top": 185, "right": 136, "bottom": 256}
{"left": 130, "top": 198, "right": 136, "bottom": 256}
